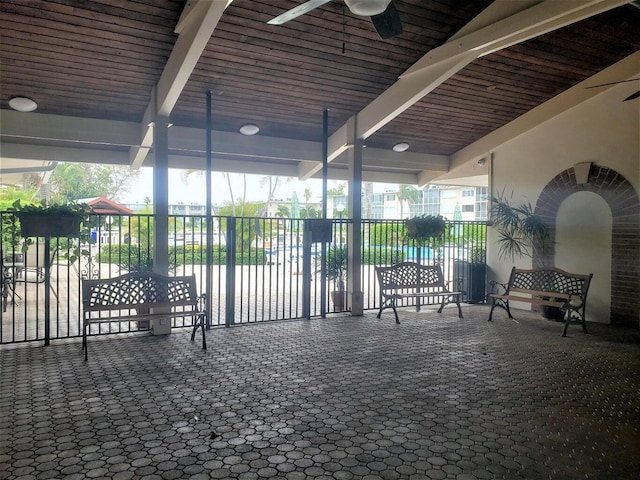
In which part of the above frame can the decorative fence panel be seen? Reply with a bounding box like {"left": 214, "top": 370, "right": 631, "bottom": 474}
{"left": 1, "top": 211, "right": 486, "bottom": 344}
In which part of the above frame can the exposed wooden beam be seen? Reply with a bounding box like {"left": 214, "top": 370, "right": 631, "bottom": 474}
{"left": 0, "top": 110, "right": 139, "bottom": 146}
{"left": 0, "top": 143, "right": 132, "bottom": 165}
{"left": 130, "top": 0, "right": 230, "bottom": 169}
{"left": 299, "top": 0, "right": 630, "bottom": 181}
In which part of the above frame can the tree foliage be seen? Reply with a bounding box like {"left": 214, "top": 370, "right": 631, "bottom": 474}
{"left": 49, "top": 163, "right": 138, "bottom": 202}
{"left": 369, "top": 223, "right": 405, "bottom": 247}
{"left": 397, "top": 185, "right": 421, "bottom": 219}
{"left": 1, "top": 187, "right": 40, "bottom": 249}
{"left": 218, "top": 201, "right": 265, "bottom": 250}
{"left": 327, "top": 183, "right": 346, "bottom": 196}
{"left": 275, "top": 205, "right": 290, "bottom": 218}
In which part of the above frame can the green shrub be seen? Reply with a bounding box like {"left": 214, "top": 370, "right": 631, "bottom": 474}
{"left": 98, "top": 244, "right": 265, "bottom": 267}
{"left": 362, "top": 247, "right": 405, "bottom": 265}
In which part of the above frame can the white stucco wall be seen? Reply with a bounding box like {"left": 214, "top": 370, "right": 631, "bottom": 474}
{"left": 556, "top": 192, "right": 612, "bottom": 323}
{"left": 487, "top": 84, "right": 639, "bottom": 321}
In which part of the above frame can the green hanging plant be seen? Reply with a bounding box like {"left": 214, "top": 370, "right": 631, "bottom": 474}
{"left": 404, "top": 214, "right": 446, "bottom": 247}
{"left": 9, "top": 200, "right": 93, "bottom": 263}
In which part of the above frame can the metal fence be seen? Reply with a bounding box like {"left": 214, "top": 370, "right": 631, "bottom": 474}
{"left": 1, "top": 212, "right": 486, "bottom": 344}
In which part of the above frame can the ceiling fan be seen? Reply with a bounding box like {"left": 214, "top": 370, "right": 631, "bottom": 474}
{"left": 268, "top": 0, "right": 403, "bottom": 39}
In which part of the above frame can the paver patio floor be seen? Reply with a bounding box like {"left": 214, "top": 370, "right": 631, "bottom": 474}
{"left": 1, "top": 305, "right": 639, "bottom": 479}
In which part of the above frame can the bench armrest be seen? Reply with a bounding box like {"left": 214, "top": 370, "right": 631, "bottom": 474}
{"left": 488, "top": 279, "right": 508, "bottom": 295}
{"left": 197, "top": 293, "right": 207, "bottom": 313}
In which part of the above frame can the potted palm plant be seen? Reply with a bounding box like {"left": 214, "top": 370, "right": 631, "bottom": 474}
{"left": 325, "top": 245, "right": 348, "bottom": 311}
{"left": 489, "top": 191, "right": 549, "bottom": 262}
{"left": 490, "top": 190, "right": 559, "bottom": 319}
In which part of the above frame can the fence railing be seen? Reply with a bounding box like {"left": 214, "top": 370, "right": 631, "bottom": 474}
{"left": 1, "top": 211, "right": 486, "bottom": 344}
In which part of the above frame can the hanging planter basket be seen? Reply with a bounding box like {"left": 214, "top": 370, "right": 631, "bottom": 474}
{"left": 18, "top": 213, "right": 83, "bottom": 238}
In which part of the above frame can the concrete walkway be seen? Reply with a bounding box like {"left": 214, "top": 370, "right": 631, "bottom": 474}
{"left": 1, "top": 305, "right": 639, "bottom": 479}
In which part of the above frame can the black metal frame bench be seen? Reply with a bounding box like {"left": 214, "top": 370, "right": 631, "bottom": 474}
{"left": 82, "top": 272, "right": 207, "bottom": 360}
{"left": 375, "top": 262, "right": 463, "bottom": 323}
{"left": 488, "top": 266, "right": 593, "bottom": 336}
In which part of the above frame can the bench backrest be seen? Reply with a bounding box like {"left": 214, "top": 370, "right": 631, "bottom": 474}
{"left": 82, "top": 272, "right": 199, "bottom": 313}
{"left": 375, "top": 262, "right": 446, "bottom": 290}
{"left": 508, "top": 267, "right": 592, "bottom": 298}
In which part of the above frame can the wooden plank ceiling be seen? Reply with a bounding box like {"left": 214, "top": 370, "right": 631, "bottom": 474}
{"left": 1, "top": 0, "right": 639, "bottom": 183}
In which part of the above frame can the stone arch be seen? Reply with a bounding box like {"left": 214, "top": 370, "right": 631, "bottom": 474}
{"left": 534, "top": 165, "right": 639, "bottom": 327}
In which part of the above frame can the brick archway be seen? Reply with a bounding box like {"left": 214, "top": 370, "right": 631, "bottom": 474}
{"left": 534, "top": 165, "right": 639, "bottom": 327}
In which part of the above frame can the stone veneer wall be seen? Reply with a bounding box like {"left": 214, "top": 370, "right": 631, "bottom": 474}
{"left": 534, "top": 165, "right": 639, "bottom": 328}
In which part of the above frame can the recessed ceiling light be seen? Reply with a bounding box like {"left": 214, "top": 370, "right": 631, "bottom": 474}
{"left": 393, "top": 142, "right": 409, "bottom": 152}
{"left": 240, "top": 124, "right": 259, "bottom": 135}
{"left": 9, "top": 96, "right": 37, "bottom": 112}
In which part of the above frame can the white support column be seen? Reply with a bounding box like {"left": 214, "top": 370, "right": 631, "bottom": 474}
{"left": 346, "top": 117, "right": 364, "bottom": 316}
{"left": 153, "top": 117, "right": 170, "bottom": 276}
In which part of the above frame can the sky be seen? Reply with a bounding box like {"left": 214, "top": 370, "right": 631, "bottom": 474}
{"left": 118, "top": 167, "right": 399, "bottom": 206}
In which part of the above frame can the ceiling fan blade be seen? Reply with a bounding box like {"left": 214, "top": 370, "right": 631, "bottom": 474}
{"left": 370, "top": 2, "right": 402, "bottom": 39}
{"left": 585, "top": 78, "right": 640, "bottom": 89}
{"left": 623, "top": 91, "right": 640, "bottom": 102}
{"left": 268, "top": 0, "right": 332, "bottom": 25}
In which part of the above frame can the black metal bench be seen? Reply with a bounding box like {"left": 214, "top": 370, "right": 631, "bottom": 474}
{"left": 488, "top": 266, "right": 593, "bottom": 336}
{"left": 375, "top": 262, "right": 463, "bottom": 323}
{"left": 82, "top": 272, "right": 207, "bottom": 360}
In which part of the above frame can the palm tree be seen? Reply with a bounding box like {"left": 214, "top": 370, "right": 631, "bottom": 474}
{"left": 303, "top": 187, "right": 312, "bottom": 210}
{"left": 275, "top": 205, "right": 290, "bottom": 218}
{"left": 362, "top": 182, "right": 373, "bottom": 219}
{"left": 397, "top": 185, "right": 421, "bottom": 219}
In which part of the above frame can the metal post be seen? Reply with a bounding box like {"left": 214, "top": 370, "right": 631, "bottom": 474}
{"left": 205, "top": 91, "right": 213, "bottom": 329}
{"left": 225, "top": 217, "right": 236, "bottom": 327}
{"left": 302, "top": 222, "right": 311, "bottom": 319}
{"left": 321, "top": 109, "right": 328, "bottom": 318}
{"left": 43, "top": 238, "right": 50, "bottom": 346}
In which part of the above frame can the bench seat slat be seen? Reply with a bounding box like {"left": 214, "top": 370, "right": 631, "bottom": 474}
{"left": 490, "top": 294, "right": 567, "bottom": 308}
{"left": 386, "top": 291, "right": 462, "bottom": 299}
{"left": 506, "top": 288, "right": 571, "bottom": 300}
{"left": 84, "top": 299, "right": 198, "bottom": 313}
{"left": 85, "top": 310, "right": 206, "bottom": 324}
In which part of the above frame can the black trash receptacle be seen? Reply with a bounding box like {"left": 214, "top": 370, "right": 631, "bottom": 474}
{"left": 453, "top": 260, "right": 486, "bottom": 303}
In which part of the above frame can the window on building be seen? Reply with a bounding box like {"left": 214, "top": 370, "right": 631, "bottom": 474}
{"left": 371, "top": 205, "right": 384, "bottom": 219}
{"left": 462, "top": 204, "right": 474, "bottom": 213}
{"left": 441, "top": 204, "right": 455, "bottom": 215}
{"left": 386, "top": 194, "right": 396, "bottom": 201}
{"left": 462, "top": 189, "right": 475, "bottom": 197}
{"left": 441, "top": 189, "right": 456, "bottom": 199}
{"left": 475, "top": 187, "right": 488, "bottom": 220}
{"left": 422, "top": 188, "right": 440, "bottom": 216}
